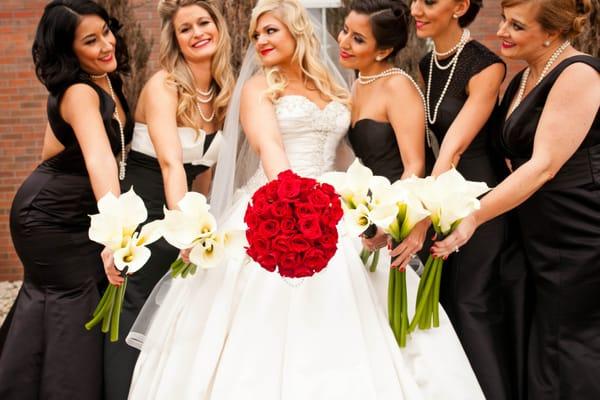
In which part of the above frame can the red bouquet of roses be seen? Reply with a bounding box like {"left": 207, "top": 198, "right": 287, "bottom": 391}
{"left": 244, "top": 170, "right": 343, "bottom": 278}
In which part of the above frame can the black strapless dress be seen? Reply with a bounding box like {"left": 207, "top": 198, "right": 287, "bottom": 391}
{"left": 499, "top": 55, "right": 600, "bottom": 400}
{"left": 348, "top": 119, "right": 405, "bottom": 182}
{"left": 104, "top": 132, "right": 217, "bottom": 400}
{"left": 421, "top": 41, "right": 517, "bottom": 400}
{"left": 0, "top": 77, "right": 133, "bottom": 400}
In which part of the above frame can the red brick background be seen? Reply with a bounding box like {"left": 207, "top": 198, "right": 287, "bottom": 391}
{"left": 0, "top": 0, "right": 518, "bottom": 281}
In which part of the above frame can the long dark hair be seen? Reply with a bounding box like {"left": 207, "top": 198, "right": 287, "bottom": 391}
{"left": 349, "top": 0, "right": 411, "bottom": 62}
{"left": 32, "top": 0, "right": 130, "bottom": 94}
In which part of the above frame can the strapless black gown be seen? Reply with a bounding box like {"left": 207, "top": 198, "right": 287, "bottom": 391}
{"left": 420, "top": 41, "right": 517, "bottom": 400}
{"left": 0, "top": 76, "right": 133, "bottom": 400}
{"left": 104, "top": 134, "right": 217, "bottom": 400}
{"left": 499, "top": 55, "right": 600, "bottom": 400}
{"left": 348, "top": 119, "right": 405, "bottom": 181}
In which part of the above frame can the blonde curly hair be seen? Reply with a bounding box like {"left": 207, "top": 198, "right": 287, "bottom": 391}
{"left": 248, "top": 0, "right": 350, "bottom": 106}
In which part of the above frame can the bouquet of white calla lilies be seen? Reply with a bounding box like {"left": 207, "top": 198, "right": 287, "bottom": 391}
{"left": 85, "top": 187, "right": 163, "bottom": 342}
{"left": 162, "top": 192, "right": 245, "bottom": 278}
{"left": 369, "top": 179, "right": 431, "bottom": 347}
{"left": 408, "top": 168, "right": 491, "bottom": 333}
{"left": 321, "top": 159, "right": 391, "bottom": 270}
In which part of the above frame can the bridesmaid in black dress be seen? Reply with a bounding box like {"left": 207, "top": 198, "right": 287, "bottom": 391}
{"left": 435, "top": 0, "right": 600, "bottom": 398}
{"left": 337, "top": 0, "right": 430, "bottom": 268}
{"left": 103, "top": 2, "right": 233, "bottom": 399}
{"left": 410, "top": 0, "right": 516, "bottom": 398}
{"left": 0, "top": 1, "right": 132, "bottom": 399}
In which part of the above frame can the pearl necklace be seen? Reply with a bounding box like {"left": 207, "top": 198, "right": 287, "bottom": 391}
{"left": 195, "top": 83, "right": 216, "bottom": 122}
{"left": 508, "top": 40, "right": 571, "bottom": 116}
{"left": 103, "top": 75, "right": 127, "bottom": 180}
{"left": 426, "top": 29, "right": 470, "bottom": 125}
{"left": 357, "top": 67, "right": 439, "bottom": 154}
{"left": 433, "top": 29, "right": 470, "bottom": 58}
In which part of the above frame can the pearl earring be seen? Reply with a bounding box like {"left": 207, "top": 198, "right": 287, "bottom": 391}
{"left": 452, "top": 14, "right": 459, "bottom": 19}
{"left": 375, "top": 56, "right": 383, "bottom": 62}
{"left": 543, "top": 40, "right": 551, "bottom": 47}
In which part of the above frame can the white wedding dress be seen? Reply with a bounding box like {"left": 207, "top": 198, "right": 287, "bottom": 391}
{"left": 128, "top": 95, "right": 484, "bottom": 400}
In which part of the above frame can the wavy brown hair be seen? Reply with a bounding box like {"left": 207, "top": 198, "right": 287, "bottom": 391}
{"left": 158, "top": 0, "right": 234, "bottom": 129}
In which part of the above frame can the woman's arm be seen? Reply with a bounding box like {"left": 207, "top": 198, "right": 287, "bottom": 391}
{"left": 385, "top": 75, "right": 426, "bottom": 179}
{"left": 61, "top": 83, "right": 123, "bottom": 285}
{"left": 431, "top": 62, "right": 505, "bottom": 175}
{"left": 61, "top": 83, "right": 120, "bottom": 200}
{"left": 432, "top": 62, "right": 600, "bottom": 257}
{"left": 240, "top": 76, "right": 290, "bottom": 179}
{"left": 141, "top": 72, "right": 188, "bottom": 210}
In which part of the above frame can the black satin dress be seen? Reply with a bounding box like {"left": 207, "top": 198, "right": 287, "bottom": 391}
{"left": 421, "top": 41, "right": 516, "bottom": 400}
{"left": 348, "top": 119, "right": 404, "bottom": 181}
{"left": 499, "top": 55, "right": 600, "bottom": 400}
{"left": 104, "top": 130, "right": 217, "bottom": 400}
{"left": 0, "top": 76, "right": 133, "bottom": 400}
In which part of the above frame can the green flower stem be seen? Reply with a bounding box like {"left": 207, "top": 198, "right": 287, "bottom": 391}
{"left": 170, "top": 258, "right": 185, "bottom": 278}
{"left": 101, "top": 285, "right": 117, "bottom": 333}
{"left": 359, "top": 248, "right": 371, "bottom": 265}
{"left": 408, "top": 258, "right": 438, "bottom": 333}
{"left": 400, "top": 270, "right": 408, "bottom": 347}
{"left": 432, "top": 258, "right": 443, "bottom": 327}
{"left": 85, "top": 285, "right": 115, "bottom": 330}
{"left": 109, "top": 277, "right": 128, "bottom": 342}
{"left": 190, "top": 263, "right": 197, "bottom": 275}
{"left": 368, "top": 249, "right": 380, "bottom": 272}
{"left": 392, "top": 269, "right": 403, "bottom": 341}
{"left": 388, "top": 266, "right": 396, "bottom": 323}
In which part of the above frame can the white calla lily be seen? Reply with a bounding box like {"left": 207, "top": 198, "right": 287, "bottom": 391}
{"left": 118, "top": 187, "right": 148, "bottom": 236}
{"left": 113, "top": 235, "right": 152, "bottom": 274}
{"left": 189, "top": 235, "right": 225, "bottom": 269}
{"left": 321, "top": 159, "right": 374, "bottom": 210}
{"left": 345, "top": 203, "right": 374, "bottom": 236}
{"left": 88, "top": 213, "right": 125, "bottom": 251}
{"left": 162, "top": 192, "right": 218, "bottom": 250}
{"left": 135, "top": 219, "right": 164, "bottom": 247}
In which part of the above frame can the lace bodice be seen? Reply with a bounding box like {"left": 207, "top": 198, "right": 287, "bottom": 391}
{"left": 243, "top": 95, "right": 350, "bottom": 192}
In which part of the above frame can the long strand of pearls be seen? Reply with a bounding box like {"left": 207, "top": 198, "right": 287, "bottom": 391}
{"left": 426, "top": 29, "right": 470, "bottom": 125}
{"left": 196, "top": 85, "right": 215, "bottom": 122}
{"left": 508, "top": 40, "right": 571, "bottom": 116}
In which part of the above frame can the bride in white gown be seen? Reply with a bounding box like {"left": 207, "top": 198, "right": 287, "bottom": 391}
{"left": 127, "top": 1, "right": 484, "bottom": 399}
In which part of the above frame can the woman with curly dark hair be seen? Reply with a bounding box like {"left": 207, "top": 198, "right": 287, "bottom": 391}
{"left": 0, "top": 1, "right": 133, "bottom": 398}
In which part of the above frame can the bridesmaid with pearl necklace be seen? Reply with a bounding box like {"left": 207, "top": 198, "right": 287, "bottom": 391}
{"left": 410, "top": 0, "right": 517, "bottom": 399}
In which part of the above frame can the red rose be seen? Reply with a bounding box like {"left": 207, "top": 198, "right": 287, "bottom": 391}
{"left": 280, "top": 218, "right": 296, "bottom": 234}
{"left": 304, "top": 248, "right": 327, "bottom": 270}
{"left": 277, "top": 171, "right": 302, "bottom": 201}
{"left": 249, "top": 236, "right": 271, "bottom": 253}
{"left": 290, "top": 235, "right": 310, "bottom": 252}
{"left": 264, "top": 181, "right": 279, "bottom": 202}
{"left": 320, "top": 228, "right": 338, "bottom": 249}
{"left": 298, "top": 215, "right": 322, "bottom": 240}
{"left": 307, "top": 190, "right": 330, "bottom": 210}
{"left": 272, "top": 235, "right": 291, "bottom": 252}
{"left": 295, "top": 202, "right": 316, "bottom": 218}
{"left": 244, "top": 206, "right": 259, "bottom": 228}
{"left": 258, "top": 219, "right": 280, "bottom": 238}
{"left": 271, "top": 201, "right": 292, "bottom": 218}
{"left": 278, "top": 252, "right": 299, "bottom": 277}
{"left": 257, "top": 253, "right": 277, "bottom": 272}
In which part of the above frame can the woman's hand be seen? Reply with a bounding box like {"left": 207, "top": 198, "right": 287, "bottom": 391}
{"left": 430, "top": 215, "right": 478, "bottom": 258}
{"left": 101, "top": 247, "right": 124, "bottom": 286}
{"left": 361, "top": 227, "right": 388, "bottom": 251}
{"left": 390, "top": 219, "right": 429, "bottom": 270}
{"left": 180, "top": 248, "right": 192, "bottom": 264}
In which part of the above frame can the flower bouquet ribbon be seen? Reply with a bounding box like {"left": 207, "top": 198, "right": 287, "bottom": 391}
{"left": 244, "top": 170, "right": 343, "bottom": 279}
{"left": 85, "top": 187, "right": 163, "bottom": 342}
{"left": 406, "top": 168, "right": 491, "bottom": 332}
{"left": 161, "top": 192, "right": 245, "bottom": 278}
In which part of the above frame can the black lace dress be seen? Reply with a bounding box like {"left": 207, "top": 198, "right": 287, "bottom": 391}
{"left": 499, "top": 55, "right": 600, "bottom": 400}
{"left": 420, "top": 41, "right": 515, "bottom": 400}
{"left": 0, "top": 76, "right": 133, "bottom": 400}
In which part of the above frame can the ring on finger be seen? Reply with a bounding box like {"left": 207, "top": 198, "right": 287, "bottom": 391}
{"left": 454, "top": 246, "right": 459, "bottom": 253}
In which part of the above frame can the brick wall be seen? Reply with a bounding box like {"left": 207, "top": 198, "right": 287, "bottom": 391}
{"left": 0, "top": 0, "right": 514, "bottom": 281}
